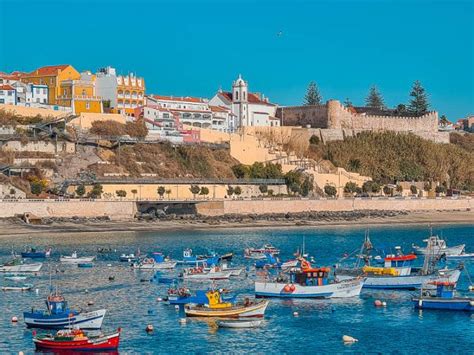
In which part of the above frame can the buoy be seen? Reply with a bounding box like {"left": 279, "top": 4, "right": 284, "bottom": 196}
{"left": 284, "top": 285, "right": 291, "bottom": 292}
{"left": 469, "top": 285, "right": 474, "bottom": 292}
{"left": 293, "top": 311, "right": 299, "bottom": 317}
{"left": 84, "top": 289, "right": 89, "bottom": 294}
{"left": 108, "top": 276, "right": 115, "bottom": 281}
{"left": 382, "top": 301, "right": 387, "bottom": 307}
{"left": 87, "top": 301, "right": 94, "bottom": 306}
{"left": 19, "top": 351, "right": 24, "bottom": 355}
{"left": 35, "top": 289, "right": 39, "bottom": 295}
{"left": 11, "top": 316, "right": 18, "bottom": 323}
{"left": 175, "top": 305, "right": 180, "bottom": 310}
{"left": 289, "top": 284, "right": 296, "bottom": 292}
{"left": 145, "top": 324, "right": 154, "bottom": 332}
{"left": 107, "top": 264, "right": 112, "bottom": 267}
{"left": 374, "top": 300, "right": 383, "bottom": 307}
{"left": 342, "top": 335, "right": 358, "bottom": 343}
{"left": 179, "top": 318, "right": 186, "bottom": 324}
{"left": 156, "top": 297, "right": 163, "bottom": 302}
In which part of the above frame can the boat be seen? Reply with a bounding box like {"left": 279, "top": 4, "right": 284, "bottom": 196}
{"left": 204, "top": 263, "right": 244, "bottom": 277}
{"left": 181, "top": 266, "right": 232, "bottom": 280}
{"left": 244, "top": 244, "right": 280, "bottom": 258}
{"left": 167, "top": 287, "right": 236, "bottom": 305}
{"left": 2, "top": 283, "right": 33, "bottom": 291}
{"left": 255, "top": 253, "right": 298, "bottom": 269}
{"left": 77, "top": 262, "right": 94, "bottom": 268}
{"left": 412, "top": 234, "right": 465, "bottom": 256}
{"left": 337, "top": 231, "right": 462, "bottom": 290}
{"left": 445, "top": 252, "right": 474, "bottom": 261}
{"left": 185, "top": 290, "right": 269, "bottom": 318}
{"left": 255, "top": 258, "right": 364, "bottom": 298}
{"left": 219, "top": 252, "right": 234, "bottom": 261}
{"left": 132, "top": 253, "right": 177, "bottom": 270}
{"left": 60, "top": 252, "right": 96, "bottom": 264}
{"left": 177, "top": 249, "right": 219, "bottom": 266}
{"left": 413, "top": 281, "right": 474, "bottom": 312}
{"left": 21, "top": 247, "right": 51, "bottom": 259}
{"left": 217, "top": 319, "right": 263, "bottom": 328}
{"left": 33, "top": 328, "right": 121, "bottom": 351}
{"left": 0, "top": 258, "right": 42, "bottom": 273}
{"left": 4, "top": 273, "right": 28, "bottom": 281}
{"left": 97, "top": 247, "right": 115, "bottom": 254}
{"left": 119, "top": 253, "right": 139, "bottom": 262}
{"left": 24, "top": 291, "right": 106, "bottom": 329}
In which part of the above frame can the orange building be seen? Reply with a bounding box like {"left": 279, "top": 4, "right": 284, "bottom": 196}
{"left": 116, "top": 73, "right": 145, "bottom": 115}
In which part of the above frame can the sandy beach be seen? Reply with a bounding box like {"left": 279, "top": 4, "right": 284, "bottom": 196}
{"left": 0, "top": 210, "right": 472, "bottom": 237}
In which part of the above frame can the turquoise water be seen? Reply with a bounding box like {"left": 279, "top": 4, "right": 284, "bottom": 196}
{"left": 0, "top": 224, "right": 473, "bottom": 354}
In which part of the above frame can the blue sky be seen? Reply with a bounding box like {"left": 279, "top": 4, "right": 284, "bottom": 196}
{"left": 1, "top": 0, "right": 473, "bottom": 119}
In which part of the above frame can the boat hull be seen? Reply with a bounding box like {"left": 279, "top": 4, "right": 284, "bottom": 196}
{"left": 24, "top": 309, "right": 106, "bottom": 329}
{"left": 0, "top": 263, "right": 42, "bottom": 273}
{"left": 413, "top": 298, "right": 474, "bottom": 311}
{"left": 254, "top": 278, "right": 364, "bottom": 298}
{"left": 183, "top": 271, "right": 232, "bottom": 280}
{"left": 446, "top": 253, "right": 474, "bottom": 261}
{"left": 60, "top": 256, "right": 96, "bottom": 264}
{"left": 217, "top": 319, "right": 263, "bottom": 328}
{"left": 185, "top": 300, "right": 269, "bottom": 318}
{"left": 34, "top": 331, "right": 120, "bottom": 351}
{"left": 21, "top": 252, "right": 46, "bottom": 259}
{"left": 133, "top": 261, "right": 177, "bottom": 270}
{"left": 413, "top": 244, "right": 465, "bottom": 256}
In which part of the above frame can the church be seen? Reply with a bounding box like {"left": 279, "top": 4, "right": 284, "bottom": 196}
{"left": 209, "top": 75, "right": 280, "bottom": 129}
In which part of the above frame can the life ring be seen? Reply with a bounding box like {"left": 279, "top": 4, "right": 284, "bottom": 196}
{"left": 144, "top": 258, "right": 153, "bottom": 264}
{"left": 289, "top": 284, "right": 296, "bottom": 292}
{"left": 283, "top": 284, "right": 291, "bottom": 292}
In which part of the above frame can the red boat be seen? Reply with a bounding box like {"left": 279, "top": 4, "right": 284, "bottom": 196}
{"left": 33, "top": 328, "right": 121, "bottom": 351}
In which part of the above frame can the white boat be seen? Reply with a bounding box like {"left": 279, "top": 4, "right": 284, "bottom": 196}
{"left": 60, "top": 252, "right": 96, "bottom": 264}
{"left": 281, "top": 260, "right": 299, "bottom": 269}
{"left": 2, "top": 284, "right": 33, "bottom": 291}
{"left": 244, "top": 244, "right": 280, "bottom": 259}
{"left": 255, "top": 259, "right": 364, "bottom": 298}
{"left": 205, "top": 264, "right": 244, "bottom": 277}
{"left": 413, "top": 235, "right": 465, "bottom": 256}
{"left": 217, "top": 319, "right": 263, "bottom": 328}
{"left": 132, "top": 260, "right": 177, "bottom": 270}
{"left": 446, "top": 253, "right": 474, "bottom": 261}
{"left": 182, "top": 266, "right": 232, "bottom": 280}
{"left": 5, "top": 275, "right": 28, "bottom": 281}
{"left": 0, "top": 259, "right": 42, "bottom": 273}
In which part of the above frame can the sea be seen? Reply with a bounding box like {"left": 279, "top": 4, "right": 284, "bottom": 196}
{"left": 0, "top": 224, "right": 473, "bottom": 354}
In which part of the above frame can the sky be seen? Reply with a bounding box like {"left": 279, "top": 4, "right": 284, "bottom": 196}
{"left": 0, "top": 0, "right": 473, "bottom": 119}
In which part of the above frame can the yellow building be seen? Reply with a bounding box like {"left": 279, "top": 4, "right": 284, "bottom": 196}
{"left": 116, "top": 73, "right": 145, "bottom": 115}
{"left": 21, "top": 65, "right": 103, "bottom": 114}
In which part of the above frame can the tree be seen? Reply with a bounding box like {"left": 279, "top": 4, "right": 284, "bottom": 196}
{"left": 116, "top": 190, "right": 127, "bottom": 198}
{"left": 259, "top": 185, "right": 268, "bottom": 194}
{"left": 394, "top": 104, "right": 407, "bottom": 116}
{"left": 157, "top": 186, "right": 166, "bottom": 199}
{"left": 423, "top": 182, "right": 432, "bottom": 192}
{"left": 267, "top": 189, "right": 274, "bottom": 196}
{"left": 371, "top": 182, "right": 381, "bottom": 194}
{"left": 131, "top": 189, "right": 138, "bottom": 199}
{"left": 200, "top": 186, "right": 210, "bottom": 196}
{"left": 9, "top": 188, "right": 16, "bottom": 196}
{"left": 309, "top": 134, "right": 320, "bottom": 145}
{"left": 410, "top": 185, "right": 418, "bottom": 195}
{"left": 190, "top": 185, "right": 200, "bottom": 198}
{"left": 324, "top": 184, "right": 337, "bottom": 197}
{"left": 343, "top": 98, "right": 353, "bottom": 107}
{"left": 30, "top": 181, "right": 42, "bottom": 196}
{"left": 165, "top": 189, "right": 171, "bottom": 200}
{"left": 289, "top": 183, "right": 300, "bottom": 195}
{"left": 234, "top": 186, "right": 242, "bottom": 196}
{"left": 303, "top": 81, "right": 322, "bottom": 106}
{"left": 75, "top": 184, "right": 86, "bottom": 197}
{"left": 396, "top": 185, "right": 403, "bottom": 194}
{"left": 408, "top": 80, "right": 429, "bottom": 116}
{"left": 435, "top": 185, "right": 446, "bottom": 194}
{"left": 227, "top": 186, "right": 234, "bottom": 197}
{"left": 300, "top": 176, "right": 313, "bottom": 197}
{"left": 383, "top": 186, "right": 392, "bottom": 196}
{"left": 344, "top": 182, "right": 358, "bottom": 194}
{"left": 231, "top": 164, "right": 249, "bottom": 179}
{"left": 439, "top": 115, "right": 450, "bottom": 126}
{"left": 365, "top": 85, "right": 385, "bottom": 109}
{"left": 89, "top": 183, "right": 103, "bottom": 198}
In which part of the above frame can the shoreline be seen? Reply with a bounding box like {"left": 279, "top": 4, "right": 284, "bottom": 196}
{"left": 0, "top": 210, "right": 472, "bottom": 237}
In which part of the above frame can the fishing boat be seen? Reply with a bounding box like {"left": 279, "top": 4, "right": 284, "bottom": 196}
{"left": 185, "top": 290, "right": 269, "bottom": 318}
{"left": 204, "top": 263, "right": 244, "bottom": 277}
{"left": 412, "top": 234, "right": 465, "bottom": 256}
{"left": 0, "top": 258, "right": 42, "bottom": 273}
{"left": 255, "top": 253, "right": 298, "bottom": 269}
{"left": 119, "top": 253, "right": 139, "bottom": 262}
{"left": 60, "top": 252, "right": 96, "bottom": 264}
{"left": 217, "top": 319, "right": 263, "bottom": 328}
{"left": 255, "top": 258, "right": 364, "bottom": 298}
{"left": 24, "top": 291, "right": 106, "bottom": 329}
{"left": 132, "top": 253, "right": 177, "bottom": 270}
{"left": 4, "top": 273, "right": 28, "bottom": 281}
{"left": 244, "top": 244, "right": 280, "bottom": 258}
{"left": 181, "top": 266, "right": 232, "bottom": 280}
{"left": 2, "top": 283, "right": 33, "bottom": 291}
{"left": 33, "top": 328, "right": 121, "bottom": 351}
{"left": 445, "top": 252, "right": 474, "bottom": 261}
{"left": 166, "top": 287, "right": 236, "bottom": 305}
{"left": 177, "top": 249, "right": 219, "bottom": 266}
{"left": 413, "top": 281, "right": 474, "bottom": 312}
{"left": 21, "top": 247, "right": 51, "bottom": 259}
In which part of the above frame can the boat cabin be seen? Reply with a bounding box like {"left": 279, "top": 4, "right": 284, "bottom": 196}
{"left": 152, "top": 252, "right": 166, "bottom": 263}
{"left": 46, "top": 294, "right": 68, "bottom": 314}
{"left": 383, "top": 254, "right": 416, "bottom": 276}
{"left": 431, "top": 281, "right": 456, "bottom": 299}
{"left": 291, "top": 268, "right": 330, "bottom": 286}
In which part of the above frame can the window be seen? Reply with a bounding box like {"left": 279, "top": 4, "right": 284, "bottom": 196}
{"left": 235, "top": 91, "right": 239, "bottom": 100}
{"left": 163, "top": 113, "right": 170, "bottom": 118}
{"left": 86, "top": 102, "right": 90, "bottom": 109}
{"left": 0, "top": 99, "right": 4, "bottom": 103}
{"left": 7, "top": 91, "right": 12, "bottom": 96}
{"left": 43, "top": 88, "right": 47, "bottom": 95}
{"left": 243, "top": 92, "right": 246, "bottom": 100}
{"left": 82, "top": 89, "right": 86, "bottom": 96}
{"left": 63, "top": 89, "right": 67, "bottom": 96}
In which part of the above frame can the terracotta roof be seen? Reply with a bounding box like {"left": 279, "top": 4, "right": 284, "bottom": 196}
{"left": 0, "top": 85, "right": 15, "bottom": 91}
{"left": 150, "top": 95, "right": 207, "bottom": 103}
{"left": 29, "top": 65, "right": 70, "bottom": 76}
{"left": 219, "top": 91, "right": 275, "bottom": 106}
{"left": 209, "top": 105, "right": 230, "bottom": 113}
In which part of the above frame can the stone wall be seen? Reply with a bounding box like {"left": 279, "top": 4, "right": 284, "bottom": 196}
{"left": 276, "top": 105, "right": 328, "bottom": 128}
{"left": 0, "top": 140, "right": 76, "bottom": 154}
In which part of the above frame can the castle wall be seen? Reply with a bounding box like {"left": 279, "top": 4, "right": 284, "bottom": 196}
{"left": 276, "top": 105, "right": 329, "bottom": 128}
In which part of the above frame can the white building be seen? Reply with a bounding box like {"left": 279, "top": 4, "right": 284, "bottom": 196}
{"left": 0, "top": 84, "right": 17, "bottom": 105}
{"left": 13, "top": 82, "right": 48, "bottom": 105}
{"left": 209, "top": 75, "right": 280, "bottom": 128}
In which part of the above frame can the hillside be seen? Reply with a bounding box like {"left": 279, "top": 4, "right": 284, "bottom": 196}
{"left": 307, "top": 131, "right": 474, "bottom": 190}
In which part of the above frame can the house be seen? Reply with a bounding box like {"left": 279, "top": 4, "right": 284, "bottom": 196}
{"left": 209, "top": 75, "right": 280, "bottom": 128}
{"left": 0, "top": 85, "right": 16, "bottom": 105}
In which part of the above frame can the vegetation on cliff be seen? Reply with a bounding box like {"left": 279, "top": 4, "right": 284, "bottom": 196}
{"left": 90, "top": 119, "right": 148, "bottom": 138}
{"left": 308, "top": 131, "right": 474, "bottom": 190}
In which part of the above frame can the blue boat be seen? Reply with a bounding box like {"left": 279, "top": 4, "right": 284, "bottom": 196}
{"left": 255, "top": 253, "right": 298, "bottom": 269}
{"left": 413, "top": 281, "right": 474, "bottom": 312}
{"left": 77, "top": 262, "right": 94, "bottom": 268}
{"left": 23, "top": 291, "right": 106, "bottom": 329}
{"left": 166, "top": 286, "right": 236, "bottom": 305}
{"left": 21, "top": 247, "right": 51, "bottom": 259}
{"left": 177, "top": 249, "right": 219, "bottom": 266}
